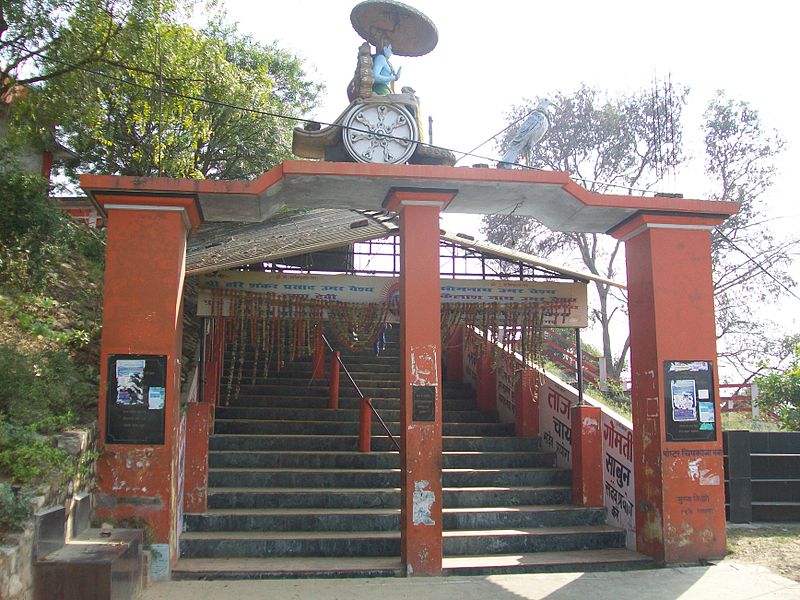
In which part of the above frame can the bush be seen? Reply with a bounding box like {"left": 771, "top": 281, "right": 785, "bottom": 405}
{"left": 0, "top": 427, "right": 74, "bottom": 485}
{"left": 755, "top": 343, "right": 800, "bottom": 431}
{"left": 0, "top": 345, "right": 93, "bottom": 428}
{"left": 0, "top": 483, "right": 32, "bottom": 534}
{"left": 0, "top": 166, "right": 68, "bottom": 291}
{"left": 0, "top": 158, "right": 105, "bottom": 292}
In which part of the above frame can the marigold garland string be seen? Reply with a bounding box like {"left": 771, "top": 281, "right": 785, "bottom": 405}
{"left": 209, "top": 289, "right": 569, "bottom": 402}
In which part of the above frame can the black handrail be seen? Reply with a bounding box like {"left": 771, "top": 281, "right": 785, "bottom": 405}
{"left": 322, "top": 334, "right": 401, "bottom": 452}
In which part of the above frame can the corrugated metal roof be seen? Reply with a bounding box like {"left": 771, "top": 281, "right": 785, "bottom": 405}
{"left": 186, "top": 209, "right": 397, "bottom": 275}
{"left": 440, "top": 230, "right": 626, "bottom": 289}
{"left": 187, "top": 208, "right": 625, "bottom": 289}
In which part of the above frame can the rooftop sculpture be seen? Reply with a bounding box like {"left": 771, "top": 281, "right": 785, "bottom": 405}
{"left": 292, "top": 0, "right": 455, "bottom": 166}
{"left": 497, "top": 98, "right": 561, "bottom": 169}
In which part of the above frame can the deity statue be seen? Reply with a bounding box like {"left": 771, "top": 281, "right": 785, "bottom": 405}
{"left": 371, "top": 43, "right": 402, "bottom": 95}
{"left": 293, "top": 0, "right": 456, "bottom": 166}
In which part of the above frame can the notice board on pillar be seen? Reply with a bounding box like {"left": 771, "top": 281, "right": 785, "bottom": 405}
{"left": 106, "top": 354, "right": 167, "bottom": 444}
{"left": 664, "top": 360, "right": 716, "bottom": 443}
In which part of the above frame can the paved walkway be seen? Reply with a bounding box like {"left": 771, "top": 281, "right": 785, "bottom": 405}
{"left": 141, "top": 562, "right": 800, "bottom": 600}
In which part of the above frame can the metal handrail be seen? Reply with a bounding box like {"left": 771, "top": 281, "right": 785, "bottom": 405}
{"left": 322, "top": 334, "right": 401, "bottom": 452}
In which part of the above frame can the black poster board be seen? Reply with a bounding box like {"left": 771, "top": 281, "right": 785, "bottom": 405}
{"left": 412, "top": 386, "right": 436, "bottom": 422}
{"left": 106, "top": 354, "right": 167, "bottom": 444}
{"left": 664, "top": 360, "right": 716, "bottom": 443}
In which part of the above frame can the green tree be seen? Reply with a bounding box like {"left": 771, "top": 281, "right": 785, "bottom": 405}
{"left": 34, "top": 9, "right": 320, "bottom": 179}
{"left": 704, "top": 92, "right": 794, "bottom": 378}
{"left": 482, "top": 86, "right": 794, "bottom": 382}
{"left": 755, "top": 339, "right": 800, "bottom": 431}
{"left": 481, "top": 84, "right": 687, "bottom": 381}
{"left": 0, "top": 0, "right": 128, "bottom": 97}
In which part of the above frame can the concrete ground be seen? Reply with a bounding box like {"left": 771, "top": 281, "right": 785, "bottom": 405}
{"left": 141, "top": 562, "right": 800, "bottom": 600}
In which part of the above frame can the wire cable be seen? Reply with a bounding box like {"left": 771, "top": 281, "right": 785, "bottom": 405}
{"left": 715, "top": 228, "right": 800, "bottom": 302}
{"left": 15, "top": 44, "right": 527, "bottom": 169}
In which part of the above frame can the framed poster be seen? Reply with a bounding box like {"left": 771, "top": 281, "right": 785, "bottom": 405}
{"left": 664, "top": 360, "right": 716, "bottom": 442}
{"left": 106, "top": 354, "right": 167, "bottom": 444}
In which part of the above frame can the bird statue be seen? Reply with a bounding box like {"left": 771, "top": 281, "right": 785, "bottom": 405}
{"left": 497, "top": 98, "right": 560, "bottom": 169}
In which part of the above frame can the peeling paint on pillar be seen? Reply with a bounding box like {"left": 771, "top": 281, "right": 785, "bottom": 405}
{"left": 386, "top": 191, "right": 450, "bottom": 576}
{"left": 613, "top": 214, "right": 730, "bottom": 563}
{"left": 582, "top": 416, "right": 599, "bottom": 428}
{"left": 412, "top": 480, "right": 435, "bottom": 526}
{"left": 410, "top": 345, "right": 438, "bottom": 385}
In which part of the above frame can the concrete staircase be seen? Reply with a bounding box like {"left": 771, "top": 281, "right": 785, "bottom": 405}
{"left": 174, "top": 331, "right": 651, "bottom": 579}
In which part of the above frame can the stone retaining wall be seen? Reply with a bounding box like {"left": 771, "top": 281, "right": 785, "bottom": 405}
{"left": 0, "top": 424, "right": 98, "bottom": 600}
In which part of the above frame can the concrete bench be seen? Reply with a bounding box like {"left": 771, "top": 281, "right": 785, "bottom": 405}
{"left": 33, "top": 503, "right": 145, "bottom": 600}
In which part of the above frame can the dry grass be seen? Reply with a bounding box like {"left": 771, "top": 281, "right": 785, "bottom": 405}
{"left": 725, "top": 523, "right": 800, "bottom": 582}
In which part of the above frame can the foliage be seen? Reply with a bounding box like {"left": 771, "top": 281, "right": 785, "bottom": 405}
{"left": 0, "top": 422, "right": 74, "bottom": 484}
{"left": 482, "top": 83, "right": 687, "bottom": 380}
{"left": 0, "top": 154, "right": 105, "bottom": 293}
{"left": 703, "top": 92, "right": 794, "bottom": 377}
{"left": 0, "top": 344, "right": 94, "bottom": 427}
{"left": 0, "top": 158, "right": 102, "bottom": 491}
{"left": 0, "top": 158, "right": 64, "bottom": 290}
{"left": 754, "top": 343, "right": 800, "bottom": 431}
{"left": 0, "top": 482, "right": 32, "bottom": 533}
{"left": 0, "top": 0, "right": 197, "bottom": 98}
{"left": 32, "top": 8, "right": 321, "bottom": 180}
{"left": 720, "top": 411, "right": 780, "bottom": 432}
{"left": 482, "top": 86, "right": 792, "bottom": 380}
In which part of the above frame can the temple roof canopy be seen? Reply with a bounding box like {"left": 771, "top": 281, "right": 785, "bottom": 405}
{"left": 80, "top": 160, "right": 738, "bottom": 235}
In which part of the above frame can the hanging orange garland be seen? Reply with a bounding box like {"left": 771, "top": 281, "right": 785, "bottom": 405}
{"left": 209, "top": 288, "right": 568, "bottom": 402}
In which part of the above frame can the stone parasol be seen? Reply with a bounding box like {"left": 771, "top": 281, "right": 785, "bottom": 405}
{"left": 350, "top": 0, "right": 438, "bottom": 57}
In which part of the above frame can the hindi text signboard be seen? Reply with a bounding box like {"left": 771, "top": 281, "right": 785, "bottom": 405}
{"left": 198, "top": 272, "right": 588, "bottom": 327}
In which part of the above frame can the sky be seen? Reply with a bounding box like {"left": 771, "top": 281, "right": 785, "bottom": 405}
{"left": 220, "top": 0, "right": 799, "bottom": 371}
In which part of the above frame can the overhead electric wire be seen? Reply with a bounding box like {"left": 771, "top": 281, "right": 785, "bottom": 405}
{"left": 15, "top": 44, "right": 521, "bottom": 169}
{"left": 453, "top": 107, "right": 537, "bottom": 165}
{"left": 714, "top": 228, "right": 800, "bottom": 302}
{"left": 15, "top": 43, "right": 800, "bottom": 299}
{"left": 19, "top": 42, "right": 675, "bottom": 193}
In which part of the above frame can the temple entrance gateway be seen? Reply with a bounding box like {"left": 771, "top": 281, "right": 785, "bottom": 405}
{"left": 81, "top": 161, "right": 737, "bottom": 577}
{"left": 78, "top": 0, "right": 738, "bottom": 580}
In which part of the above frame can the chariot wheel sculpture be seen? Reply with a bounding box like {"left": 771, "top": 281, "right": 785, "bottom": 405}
{"left": 342, "top": 101, "right": 419, "bottom": 164}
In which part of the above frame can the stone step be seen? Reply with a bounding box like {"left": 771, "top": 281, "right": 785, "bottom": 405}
{"left": 208, "top": 434, "right": 541, "bottom": 453}
{"left": 222, "top": 378, "right": 402, "bottom": 391}
{"left": 206, "top": 486, "right": 572, "bottom": 510}
{"left": 172, "top": 548, "right": 654, "bottom": 580}
{"left": 207, "top": 467, "right": 571, "bottom": 489}
{"left": 183, "top": 505, "right": 605, "bottom": 533}
{"left": 179, "top": 525, "right": 624, "bottom": 558}
{"left": 223, "top": 395, "right": 479, "bottom": 411}
{"left": 212, "top": 419, "right": 515, "bottom": 437}
{"left": 222, "top": 384, "right": 394, "bottom": 398}
{"left": 224, "top": 355, "right": 401, "bottom": 368}
{"left": 208, "top": 450, "right": 555, "bottom": 470}
{"left": 213, "top": 406, "right": 495, "bottom": 424}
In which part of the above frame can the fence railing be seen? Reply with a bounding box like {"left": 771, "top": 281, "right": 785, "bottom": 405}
{"left": 462, "top": 326, "right": 637, "bottom": 549}
{"left": 322, "top": 334, "right": 400, "bottom": 452}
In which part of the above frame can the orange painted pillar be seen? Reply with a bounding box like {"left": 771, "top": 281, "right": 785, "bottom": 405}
{"left": 476, "top": 351, "right": 497, "bottom": 412}
{"left": 359, "top": 398, "right": 372, "bottom": 453}
{"left": 329, "top": 351, "right": 340, "bottom": 410}
{"left": 514, "top": 368, "right": 540, "bottom": 437}
{"left": 93, "top": 194, "right": 200, "bottom": 566}
{"left": 570, "top": 404, "right": 603, "bottom": 506}
{"left": 611, "top": 213, "right": 728, "bottom": 563}
{"left": 385, "top": 189, "right": 455, "bottom": 577}
{"left": 183, "top": 402, "right": 214, "bottom": 513}
{"left": 312, "top": 325, "right": 326, "bottom": 380}
{"left": 443, "top": 325, "right": 464, "bottom": 383}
